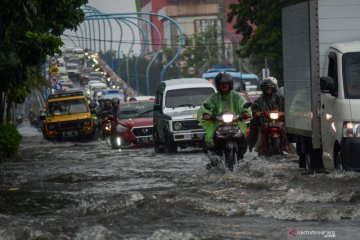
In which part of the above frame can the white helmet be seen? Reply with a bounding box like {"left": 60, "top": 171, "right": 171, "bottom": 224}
{"left": 264, "top": 77, "right": 278, "bottom": 89}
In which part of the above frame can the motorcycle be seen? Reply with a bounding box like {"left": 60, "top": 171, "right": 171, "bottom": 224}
{"left": 203, "top": 102, "right": 252, "bottom": 171}
{"left": 28, "top": 112, "right": 37, "bottom": 127}
{"left": 15, "top": 114, "right": 23, "bottom": 125}
{"left": 257, "top": 111, "right": 286, "bottom": 156}
{"left": 100, "top": 113, "right": 113, "bottom": 140}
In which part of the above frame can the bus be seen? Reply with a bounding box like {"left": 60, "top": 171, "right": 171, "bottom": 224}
{"left": 201, "top": 68, "right": 259, "bottom": 92}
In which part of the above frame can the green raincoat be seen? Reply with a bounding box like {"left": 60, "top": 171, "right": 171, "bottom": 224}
{"left": 197, "top": 91, "right": 252, "bottom": 147}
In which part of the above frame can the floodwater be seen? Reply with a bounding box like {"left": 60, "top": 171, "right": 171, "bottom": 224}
{"left": 0, "top": 123, "right": 359, "bottom": 240}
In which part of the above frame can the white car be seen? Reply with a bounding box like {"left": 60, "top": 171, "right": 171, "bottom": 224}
{"left": 66, "top": 63, "right": 80, "bottom": 81}
{"left": 85, "top": 82, "right": 107, "bottom": 99}
{"left": 128, "top": 95, "right": 155, "bottom": 101}
{"left": 101, "top": 89, "right": 125, "bottom": 102}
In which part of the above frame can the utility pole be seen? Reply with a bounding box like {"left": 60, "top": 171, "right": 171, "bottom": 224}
{"left": 218, "top": 0, "right": 226, "bottom": 64}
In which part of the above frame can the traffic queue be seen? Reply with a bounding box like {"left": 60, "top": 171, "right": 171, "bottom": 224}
{"left": 38, "top": 47, "right": 292, "bottom": 172}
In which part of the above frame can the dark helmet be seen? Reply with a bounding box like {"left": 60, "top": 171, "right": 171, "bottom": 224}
{"left": 260, "top": 78, "right": 276, "bottom": 93}
{"left": 89, "top": 100, "right": 97, "bottom": 109}
{"left": 112, "top": 97, "right": 120, "bottom": 105}
{"left": 214, "top": 72, "right": 233, "bottom": 92}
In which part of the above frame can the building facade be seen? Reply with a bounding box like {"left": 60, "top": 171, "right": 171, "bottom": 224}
{"left": 136, "top": 0, "right": 241, "bottom": 64}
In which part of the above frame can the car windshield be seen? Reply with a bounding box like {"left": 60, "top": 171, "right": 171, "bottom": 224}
{"left": 165, "top": 88, "right": 215, "bottom": 108}
{"left": 47, "top": 98, "right": 88, "bottom": 116}
{"left": 90, "top": 72, "right": 102, "bottom": 77}
{"left": 343, "top": 52, "right": 360, "bottom": 99}
{"left": 67, "top": 65, "right": 78, "bottom": 70}
{"left": 233, "top": 77, "right": 245, "bottom": 91}
{"left": 61, "top": 83, "right": 73, "bottom": 88}
{"left": 118, "top": 101, "right": 154, "bottom": 119}
{"left": 243, "top": 77, "right": 258, "bottom": 86}
{"left": 73, "top": 49, "right": 83, "bottom": 54}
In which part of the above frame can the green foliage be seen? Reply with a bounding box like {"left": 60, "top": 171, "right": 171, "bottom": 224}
{"left": 0, "top": 0, "right": 88, "bottom": 102}
{"left": 227, "top": 0, "right": 289, "bottom": 80}
{"left": 177, "top": 27, "right": 222, "bottom": 77}
{"left": 0, "top": 123, "right": 22, "bottom": 159}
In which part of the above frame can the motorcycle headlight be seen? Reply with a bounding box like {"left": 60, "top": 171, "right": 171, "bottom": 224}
{"left": 173, "top": 122, "right": 183, "bottom": 130}
{"left": 105, "top": 124, "right": 111, "bottom": 131}
{"left": 343, "top": 121, "right": 360, "bottom": 138}
{"left": 269, "top": 112, "right": 279, "bottom": 120}
{"left": 222, "top": 114, "right": 235, "bottom": 123}
{"left": 116, "top": 124, "right": 127, "bottom": 133}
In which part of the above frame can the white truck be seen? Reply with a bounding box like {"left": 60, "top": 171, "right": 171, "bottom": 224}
{"left": 282, "top": 0, "right": 360, "bottom": 170}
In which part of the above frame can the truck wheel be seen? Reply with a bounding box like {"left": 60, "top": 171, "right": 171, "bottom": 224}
{"left": 309, "top": 149, "right": 323, "bottom": 169}
{"left": 334, "top": 147, "right": 344, "bottom": 170}
{"left": 164, "top": 134, "right": 177, "bottom": 154}
{"left": 154, "top": 140, "right": 163, "bottom": 153}
{"left": 43, "top": 132, "right": 50, "bottom": 141}
{"left": 304, "top": 153, "right": 311, "bottom": 170}
{"left": 153, "top": 129, "right": 164, "bottom": 153}
{"left": 296, "top": 136, "right": 306, "bottom": 168}
{"left": 296, "top": 136, "right": 323, "bottom": 169}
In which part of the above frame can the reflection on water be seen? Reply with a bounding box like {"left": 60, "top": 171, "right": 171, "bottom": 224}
{"left": 0, "top": 123, "right": 359, "bottom": 239}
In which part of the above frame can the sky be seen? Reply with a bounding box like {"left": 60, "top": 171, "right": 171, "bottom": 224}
{"left": 62, "top": 0, "right": 141, "bottom": 54}
{"left": 88, "top": 0, "right": 136, "bottom": 14}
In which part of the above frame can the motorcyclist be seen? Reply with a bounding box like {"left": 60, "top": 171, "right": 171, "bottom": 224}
{"left": 37, "top": 109, "right": 46, "bottom": 130}
{"left": 89, "top": 100, "right": 100, "bottom": 138}
{"left": 235, "top": 79, "right": 247, "bottom": 92}
{"left": 28, "top": 109, "right": 36, "bottom": 126}
{"left": 99, "top": 98, "right": 113, "bottom": 116}
{"left": 248, "top": 77, "right": 285, "bottom": 153}
{"left": 197, "top": 72, "right": 252, "bottom": 164}
{"left": 267, "top": 76, "right": 278, "bottom": 89}
{"left": 111, "top": 97, "right": 120, "bottom": 119}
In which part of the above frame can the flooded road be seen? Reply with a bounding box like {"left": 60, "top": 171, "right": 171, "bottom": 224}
{"left": 0, "top": 123, "right": 359, "bottom": 239}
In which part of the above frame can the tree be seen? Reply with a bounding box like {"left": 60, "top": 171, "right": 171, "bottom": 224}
{"left": 227, "top": 0, "right": 288, "bottom": 82}
{"left": 177, "top": 27, "right": 223, "bottom": 78}
{"left": 0, "top": 0, "right": 87, "bottom": 122}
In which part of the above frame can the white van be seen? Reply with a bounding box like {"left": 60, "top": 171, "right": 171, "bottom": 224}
{"left": 86, "top": 82, "right": 107, "bottom": 99}
{"left": 153, "top": 78, "right": 217, "bottom": 153}
{"left": 72, "top": 47, "right": 84, "bottom": 59}
{"left": 63, "top": 47, "right": 74, "bottom": 61}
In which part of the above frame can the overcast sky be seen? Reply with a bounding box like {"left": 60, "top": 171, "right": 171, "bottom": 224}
{"left": 88, "top": 0, "right": 136, "bottom": 14}
{"left": 63, "top": 0, "right": 141, "bottom": 54}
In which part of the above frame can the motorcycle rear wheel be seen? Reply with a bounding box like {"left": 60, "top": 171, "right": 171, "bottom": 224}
{"left": 270, "top": 137, "right": 281, "bottom": 155}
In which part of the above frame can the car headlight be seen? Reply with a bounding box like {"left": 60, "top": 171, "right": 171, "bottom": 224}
{"left": 343, "top": 121, "right": 360, "bottom": 137}
{"left": 269, "top": 112, "right": 279, "bottom": 120}
{"left": 116, "top": 124, "right": 127, "bottom": 133}
{"left": 173, "top": 122, "right": 183, "bottom": 130}
{"left": 83, "top": 119, "right": 92, "bottom": 126}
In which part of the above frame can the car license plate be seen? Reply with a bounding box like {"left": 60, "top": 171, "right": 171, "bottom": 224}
{"left": 192, "top": 133, "right": 204, "bottom": 139}
{"left": 218, "top": 126, "right": 239, "bottom": 134}
{"left": 139, "top": 136, "right": 153, "bottom": 143}
{"left": 62, "top": 131, "right": 78, "bottom": 137}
